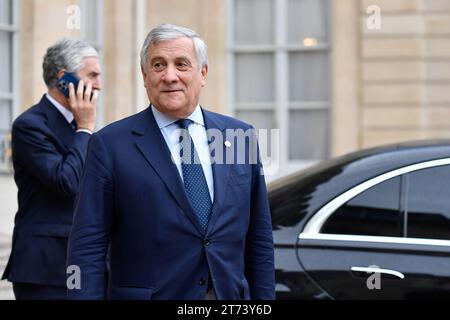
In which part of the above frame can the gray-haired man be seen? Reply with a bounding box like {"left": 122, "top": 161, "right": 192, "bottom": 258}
{"left": 67, "top": 24, "right": 274, "bottom": 300}
{"left": 1, "top": 38, "right": 101, "bottom": 300}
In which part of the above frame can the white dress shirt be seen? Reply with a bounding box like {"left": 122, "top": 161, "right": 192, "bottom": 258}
{"left": 151, "top": 105, "right": 214, "bottom": 203}
{"left": 46, "top": 93, "right": 93, "bottom": 135}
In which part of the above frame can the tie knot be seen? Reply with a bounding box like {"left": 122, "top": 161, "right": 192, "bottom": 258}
{"left": 70, "top": 119, "right": 77, "bottom": 130}
{"left": 176, "top": 118, "right": 193, "bottom": 130}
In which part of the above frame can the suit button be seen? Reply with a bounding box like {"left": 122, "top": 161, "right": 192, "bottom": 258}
{"left": 203, "top": 239, "right": 210, "bottom": 246}
{"left": 199, "top": 278, "right": 206, "bottom": 286}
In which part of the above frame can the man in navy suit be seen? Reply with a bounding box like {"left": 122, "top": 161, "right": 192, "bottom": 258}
{"left": 67, "top": 24, "right": 274, "bottom": 300}
{"left": 1, "top": 38, "right": 101, "bottom": 299}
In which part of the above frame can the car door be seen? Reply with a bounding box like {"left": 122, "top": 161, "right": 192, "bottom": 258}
{"left": 297, "top": 160, "right": 450, "bottom": 299}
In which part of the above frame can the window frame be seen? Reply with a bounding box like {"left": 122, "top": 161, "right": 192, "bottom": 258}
{"left": 0, "top": 0, "right": 20, "bottom": 173}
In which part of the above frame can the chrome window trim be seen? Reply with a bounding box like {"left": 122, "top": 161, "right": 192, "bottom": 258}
{"left": 350, "top": 266, "right": 405, "bottom": 280}
{"left": 299, "top": 233, "right": 450, "bottom": 247}
{"left": 302, "top": 158, "right": 450, "bottom": 234}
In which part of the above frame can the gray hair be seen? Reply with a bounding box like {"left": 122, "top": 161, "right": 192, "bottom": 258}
{"left": 43, "top": 38, "right": 99, "bottom": 88}
{"left": 140, "top": 24, "right": 208, "bottom": 71}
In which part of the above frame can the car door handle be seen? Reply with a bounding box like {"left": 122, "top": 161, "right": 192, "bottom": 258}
{"left": 350, "top": 266, "right": 405, "bottom": 279}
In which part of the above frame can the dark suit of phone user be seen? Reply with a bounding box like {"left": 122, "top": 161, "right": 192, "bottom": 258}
{"left": 1, "top": 38, "right": 101, "bottom": 300}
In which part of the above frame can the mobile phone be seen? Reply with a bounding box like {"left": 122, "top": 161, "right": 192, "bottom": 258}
{"left": 56, "top": 72, "right": 92, "bottom": 99}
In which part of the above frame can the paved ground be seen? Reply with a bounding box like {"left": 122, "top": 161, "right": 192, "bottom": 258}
{"left": 0, "top": 175, "right": 16, "bottom": 300}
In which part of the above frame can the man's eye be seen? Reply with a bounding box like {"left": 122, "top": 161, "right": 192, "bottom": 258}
{"left": 177, "top": 63, "right": 189, "bottom": 70}
{"left": 153, "top": 63, "right": 165, "bottom": 71}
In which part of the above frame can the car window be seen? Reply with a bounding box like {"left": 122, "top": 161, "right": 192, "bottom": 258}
{"left": 406, "top": 165, "right": 450, "bottom": 240}
{"left": 321, "top": 176, "right": 403, "bottom": 236}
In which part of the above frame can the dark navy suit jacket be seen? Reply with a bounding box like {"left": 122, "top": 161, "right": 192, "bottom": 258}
{"left": 67, "top": 107, "right": 275, "bottom": 300}
{"left": 2, "top": 95, "right": 91, "bottom": 286}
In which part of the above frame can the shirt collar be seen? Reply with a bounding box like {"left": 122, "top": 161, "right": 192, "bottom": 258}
{"left": 46, "top": 93, "right": 74, "bottom": 124}
{"left": 151, "top": 104, "right": 205, "bottom": 129}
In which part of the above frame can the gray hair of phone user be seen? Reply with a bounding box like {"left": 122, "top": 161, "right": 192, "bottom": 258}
{"left": 43, "top": 38, "right": 98, "bottom": 88}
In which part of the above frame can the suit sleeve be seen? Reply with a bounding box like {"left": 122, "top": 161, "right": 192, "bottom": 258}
{"left": 245, "top": 132, "right": 276, "bottom": 300}
{"left": 12, "top": 118, "right": 91, "bottom": 197}
{"left": 67, "top": 133, "right": 113, "bottom": 299}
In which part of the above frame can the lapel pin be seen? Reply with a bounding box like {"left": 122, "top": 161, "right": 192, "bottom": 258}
{"left": 224, "top": 140, "right": 232, "bottom": 148}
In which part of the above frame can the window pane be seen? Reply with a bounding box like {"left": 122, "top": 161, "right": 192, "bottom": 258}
{"left": 235, "top": 110, "right": 274, "bottom": 130}
{"left": 289, "top": 109, "right": 329, "bottom": 160}
{"left": 289, "top": 51, "right": 329, "bottom": 102}
{"left": 235, "top": 53, "right": 274, "bottom": 103}
{"left": 322, "top": 177, "right": 403, "bottom": 237}
{"left": 288, "top": 0, "right": 329, "bottom": 45}
{"left": 234, "top": 0, "right": 273, "bottom": 45}
{"left": 0, "top": 99, "right": 11, "bottom": 131}
{"left": 0, "top": 31, "right": 11, "bottom": 92}
{"left": 407, "top": 166, "right": 450, "bottom": 240}
{"left": 0, "top": 0, "right": 12, "bottom": 25}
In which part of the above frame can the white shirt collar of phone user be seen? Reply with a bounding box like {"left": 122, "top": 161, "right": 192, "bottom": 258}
{"left": 46, "top": 93, "right": 74, "bottom": 124}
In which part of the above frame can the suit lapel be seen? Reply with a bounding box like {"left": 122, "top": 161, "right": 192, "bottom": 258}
{"left": 202, "top": 109, "right": 232, "bottom": 235}
{"left": 40, "top": 95, "right": 75, "bottom": 149}
{"left": 133, "top": 108, "right": 205, "bottom": 235}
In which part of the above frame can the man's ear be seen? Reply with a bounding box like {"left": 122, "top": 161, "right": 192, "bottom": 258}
{"left": 56, "top": 69, "right": 66, "bottom": 80}
{"left": 200, "top": 64, "right": 208, "bottom": 87}
{"left": 141, "top": 66, "right": 147, "bottom": 87}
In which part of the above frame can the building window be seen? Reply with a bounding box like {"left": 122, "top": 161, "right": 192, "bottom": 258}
{"left": 0, "top": 0, "right": 19, "bottom": 173}
{"left": 228, "top": 0, "right": 331, "bottom": 177}
{"left": 80, "top": 0, "right": 104, "bottom": 128}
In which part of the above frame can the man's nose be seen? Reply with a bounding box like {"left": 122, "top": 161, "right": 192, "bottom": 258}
{"left": 162, "top": 65, "right": 178, "bottom": 83}
{"left": 93, "top": 77, "right": 101, "bottom": 91}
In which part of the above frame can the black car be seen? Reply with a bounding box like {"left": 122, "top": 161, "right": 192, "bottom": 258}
{"left": 269, "top": 140, "right": 450, "bottom": 299}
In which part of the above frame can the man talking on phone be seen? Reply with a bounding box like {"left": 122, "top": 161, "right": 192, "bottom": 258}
{"left": 1, "top": 38, "right": 101, "bottom": 300}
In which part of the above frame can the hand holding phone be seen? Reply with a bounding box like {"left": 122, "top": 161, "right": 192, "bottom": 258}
{"left": 65, "top": 75, "right": 99, "bottom": 133}
{"left": 56, "top": 72, "right": 93, "bottom": 99}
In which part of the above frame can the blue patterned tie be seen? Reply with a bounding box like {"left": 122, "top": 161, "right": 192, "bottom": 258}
{"left": 176, "top": 119, "right": 212, "bottom": 232}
